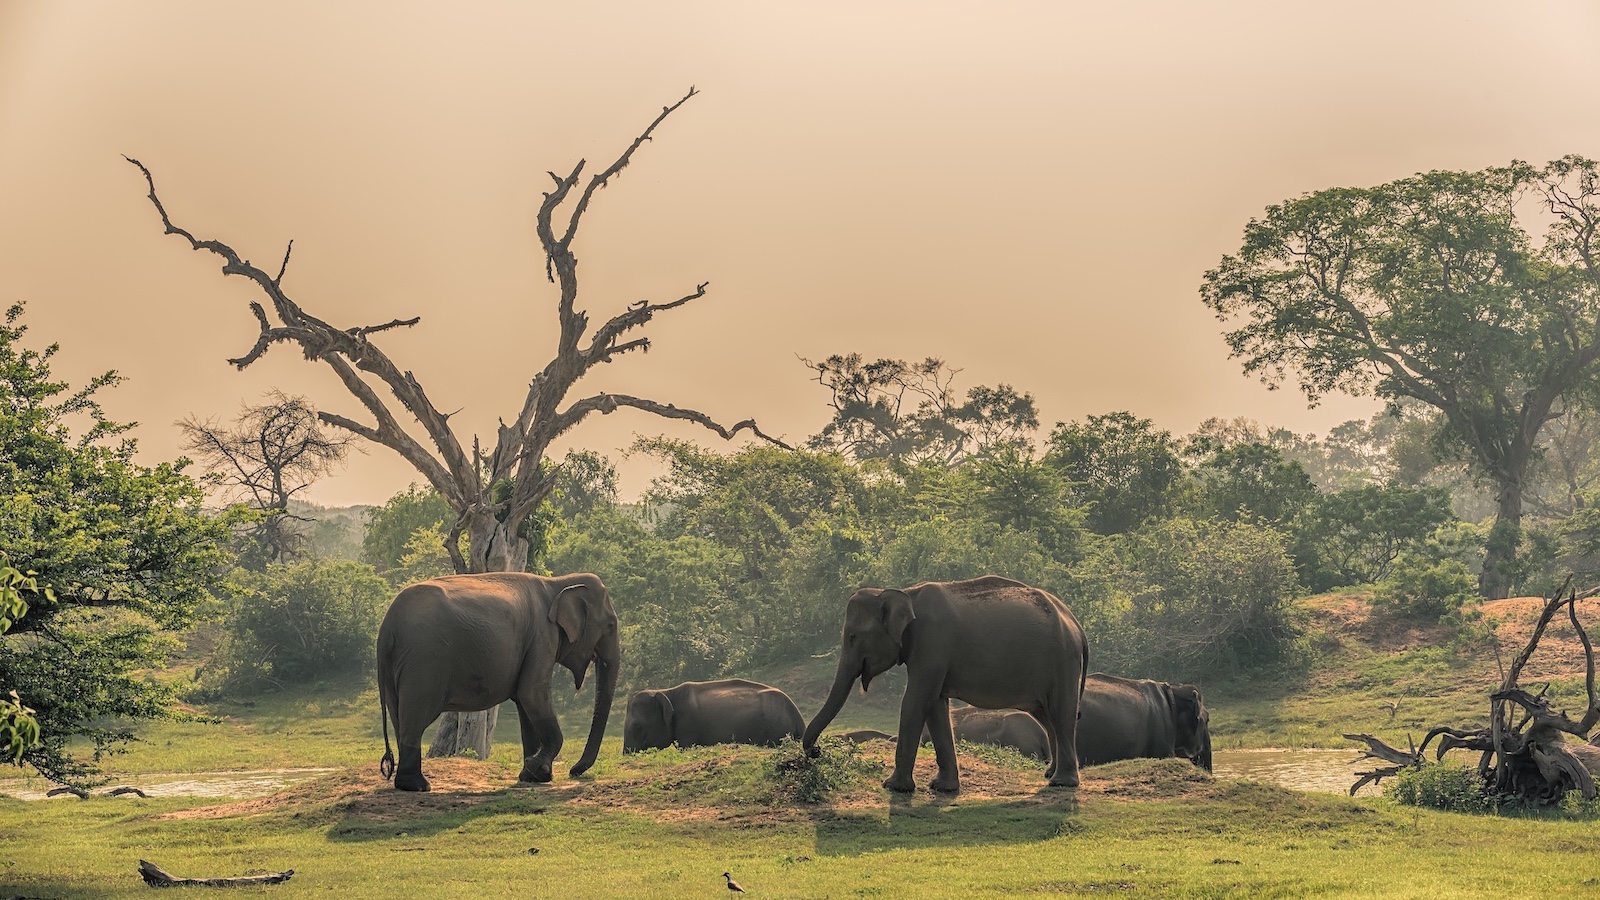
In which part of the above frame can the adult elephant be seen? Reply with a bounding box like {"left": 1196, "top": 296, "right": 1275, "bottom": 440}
{"left": 622, "top": 679, "right": 804, "bottom": 752}
{"left": 802, "top": 575, "right": 1088, "bottom": 793}
{"left": 1078, "top": 673, "right": 1212, "bottom": 771}
{"left": 377, "top": 572, "right": 620, "bottom": 792}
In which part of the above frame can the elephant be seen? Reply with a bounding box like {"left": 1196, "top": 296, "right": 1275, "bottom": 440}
{"left": 622, "top": 679, "right": 805, "bottom": 752}
{"left": 377, "top": 572, "right": 620, "bottom": 792}
{"left": 1077, "top": 673, "right": 1212, "bottom": 771}
{"left": 802, "top": 575, "right": 1088, "bottom": 793}
{"left": 926, "top": 675, "right": 1212, "bottom": 771}
{"left": 837, "top": 729, "right": 897, "bottom": 745}
{"left": 922, "top": 706, "right": 1051, "bottom": 760}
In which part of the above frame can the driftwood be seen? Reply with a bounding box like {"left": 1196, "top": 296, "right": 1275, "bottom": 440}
{"left": 1345, "top": 577, "right": 1600, "bottom": 803}
{"left": 108, "top": 786, "right": 148, "bottom": 798}
{"left": 138, "top": 860, "right": 294, "bottom": 887}
{"left": 45, "top": 786, "right": 87, "bottom": 799}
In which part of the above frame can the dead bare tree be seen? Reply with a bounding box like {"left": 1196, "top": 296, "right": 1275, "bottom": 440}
{"left": 178, "top": 390, "right": 349, "bottom": 567}
{"left": 1344, "top": 577, "right": 1600, "bottom": 804}
{"left": 128, "top": 88, "right": 787, "bottom": 759}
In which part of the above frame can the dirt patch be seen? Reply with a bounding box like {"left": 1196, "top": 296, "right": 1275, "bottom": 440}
{"left": 158, "top": 758, "right": 546, "bottom": 821}
{"left": 1478, "top": 596, "right": 1600, "bottom": 681}
{"left": 1304, "top": 592, "right": 1455, "bottom": 654}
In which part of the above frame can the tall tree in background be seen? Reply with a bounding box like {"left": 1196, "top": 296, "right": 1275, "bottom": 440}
{"left": 1045, "top": 412, "right": 1182, "bottom": 534}
{"left": 129, "top": 88, "right": 783, "bottom": 758}
{"left": 804, "top": 354, "right": 1037, "bottom": 463}
{"left": 178, "top": 391, "right": 349, "bottom": 567}
{"left": 1203, "top": 157, "right": 1600, "bottom": 598}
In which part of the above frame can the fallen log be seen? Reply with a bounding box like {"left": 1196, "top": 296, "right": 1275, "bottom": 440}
{"left": 44, "top": 786, "right": 87, "bottom": 800}
{"left": 138, "top": 860, "right": 294, "bottom": 887}
{"left": 108, "top": 786, "right": 148, "bottom": 798}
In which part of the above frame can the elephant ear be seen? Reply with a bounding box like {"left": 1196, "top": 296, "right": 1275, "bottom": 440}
{"left": 655, "top": 692, "right": 676, "bottom": 736}
{"left": 550, "top": 584, "right": 587, "bottom": 645}
{"left": 881, "top": 589, "right": 915, "bottom": 646}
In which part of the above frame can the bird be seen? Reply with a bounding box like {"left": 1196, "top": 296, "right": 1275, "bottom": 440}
{"left": 723, "top": 872, "right": 746, "bottom": 893}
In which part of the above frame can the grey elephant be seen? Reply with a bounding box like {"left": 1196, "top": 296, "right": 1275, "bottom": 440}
{"left": 802, "top": 575, "right": 1088, "bottom": 793}
{"left": 923, "top": 706, "right": 1051, "bottom": 760}
{"left": 1078, "top": 673, "right": 1212, "bottom": 771}
{"left": 377, "top": 572, "right": 620, "bottom": 792}
{"left": 622, "top": 679, "right": 804, "bottom": 752}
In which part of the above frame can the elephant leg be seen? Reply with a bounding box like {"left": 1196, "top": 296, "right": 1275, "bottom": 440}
{"left": 392, "top": 680, "right": 444, "bottom": 792}
{"left": 886, "top": 690, "right": 935, "bottom": 793}
{"left": 1029, "top": 711, "right": 1057, "bottom": 777}
{"left": 926, "top": 698, "right": 960, "bottom": 793}
{"left": 513, "top": 693, "right": 563, "bottom": 784}
{"left": 1045, "top": 692, "right": 1080, "bottom": 788}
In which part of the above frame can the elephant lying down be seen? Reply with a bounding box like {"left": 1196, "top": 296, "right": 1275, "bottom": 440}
{"left": 929, "top": 674, "right": 1212, "bottom": 771}
{"left": 623, "top": 679, "right": 805, "bottom": 752}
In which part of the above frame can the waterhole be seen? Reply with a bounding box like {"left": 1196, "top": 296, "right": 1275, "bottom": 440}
{"left": 0, "top": 767, "right": 336, "bottom": 801}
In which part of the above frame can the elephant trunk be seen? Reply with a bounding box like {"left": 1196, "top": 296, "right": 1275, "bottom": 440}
{"left": 802, "top": 657, "right": 858, "bottom": 753}
{"left": 569, "top": 636, "right": 618, "bottom": 778}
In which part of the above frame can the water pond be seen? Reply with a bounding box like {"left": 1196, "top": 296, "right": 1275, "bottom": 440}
{"left": 1211, "top": 748, "right": 1376, "bottom": 796}
{"left": 0, "top": 767, "right": 335, "bottom": 801}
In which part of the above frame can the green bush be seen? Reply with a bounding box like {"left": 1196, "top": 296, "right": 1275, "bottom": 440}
{"left": 1374, "top": 553, "right": 1476, "bottom": 620}
{"left": 199, "top": 559, "right": 391, "bottom": 696}
{"left": 1388, "top": 764, "right": 1491, "bottom": 813}
{"left": 766, "top": 737, "right": 885, "bottom": 803}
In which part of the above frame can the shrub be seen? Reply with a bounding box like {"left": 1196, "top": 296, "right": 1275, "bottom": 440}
{"left": 766, "top": 737, "right": 885, "bottom": 803}
{"left": 1388, "top": 763, "right": 1491, "bottom": 813}
{"left": 1374, "top": 553, "right": 1476, "bottom": 620}
{"left": 199, "top": 559, "right": 391, "bottom": 695}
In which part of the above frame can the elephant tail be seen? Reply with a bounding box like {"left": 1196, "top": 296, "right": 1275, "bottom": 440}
{"left": 378, "top": 677, "right": 396, "bottom": 781}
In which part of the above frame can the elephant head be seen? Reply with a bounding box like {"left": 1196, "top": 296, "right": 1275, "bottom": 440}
{"left": 550, "top": 582, "right": 621, "bottom": 777}
{"left": 622, "top": 690, "right": 675, "bottom": 753}
{"left": 802, "top": 588, "right": 915, "bottom": 752}
{"left": 1167, "top": 683, "right": 1211, "bottom": 771}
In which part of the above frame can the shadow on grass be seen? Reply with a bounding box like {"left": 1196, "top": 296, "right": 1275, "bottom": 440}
{"left": 810, "top": 788, "right": 1080, "bottom": 857}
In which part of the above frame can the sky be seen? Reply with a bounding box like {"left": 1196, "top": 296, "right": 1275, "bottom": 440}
{"left": 3, "top": 1, "right": 1600, "bottom": 506}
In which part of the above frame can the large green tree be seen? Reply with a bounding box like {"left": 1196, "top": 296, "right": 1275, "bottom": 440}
{"left": 1203, "top": 157, "right": 1600, "bottom": 597}
{"left": 1045, "top": 412, "right": 1182, "bottom": 534}
{"left": 0, "top": 304, "right": 233, "bottom": 784}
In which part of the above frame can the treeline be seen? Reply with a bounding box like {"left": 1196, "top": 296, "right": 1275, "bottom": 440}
{"left": 217, "top": 359, "right": 1600, "bottom": 703}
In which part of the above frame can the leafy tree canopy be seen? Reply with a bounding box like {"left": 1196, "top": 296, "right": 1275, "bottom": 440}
{"left": 1045, "top": 411, "right": 1183, "bottom": 534}
{"left": 0, "top": 304, "right": 233, "bottom": 784}
{"left": 1202, "top": 157, "right": 1600, "bottom": 597}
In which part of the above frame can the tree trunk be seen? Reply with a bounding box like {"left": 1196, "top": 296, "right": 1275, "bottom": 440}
{"left": 425, "top": 514, "right": 529, "bottom": 759}
{"left": 1480, "top": 478, "right": 1524, "bottom": 600}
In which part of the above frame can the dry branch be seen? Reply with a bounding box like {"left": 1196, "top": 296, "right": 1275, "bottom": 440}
{"left": 138, "top": 859, "right": 294, "bottom": 887}
{"left": 1345, "top": 580, "right": 1600, "bottom": 802}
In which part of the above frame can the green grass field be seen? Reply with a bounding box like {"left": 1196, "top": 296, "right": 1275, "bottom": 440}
{"left": 5, "top": 592, "right": 1599, "bottom": 897}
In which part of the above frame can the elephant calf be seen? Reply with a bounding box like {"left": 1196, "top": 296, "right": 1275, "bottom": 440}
{"left": 622, "top": 679, "right": 805, "bottom": 753}
{"left": 922, "top": 706, "right": 1051, "bottom": 760}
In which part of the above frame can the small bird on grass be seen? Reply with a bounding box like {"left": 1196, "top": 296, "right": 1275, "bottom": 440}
{"left": 723, "top": 871, "right": 746, "bottom": 893}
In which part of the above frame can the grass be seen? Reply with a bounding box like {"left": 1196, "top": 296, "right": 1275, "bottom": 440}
{"left": 5, "top": 750, "right": 1600, "bottom": 898}
{"left": 9, "top": 590, "right": 1600, "bottom": 896}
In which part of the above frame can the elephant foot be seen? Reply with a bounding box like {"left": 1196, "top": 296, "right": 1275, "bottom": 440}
{"left": 519, "top": 758, "right": 554, "bottom": 784}
{"left": 1046, "top": 773, "right": 1080, "bottom": 789}
{"left": 929, "top": 774, "right": 961, "bottom": 794}
{"left": 394, "top": 771, "right": 431, "bottom": 792}
{"left": 882, "top": 773, "right": 916, "bottom": 793}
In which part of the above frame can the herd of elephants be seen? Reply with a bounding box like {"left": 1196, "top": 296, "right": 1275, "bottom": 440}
{"left": 376, "top": 572, "right": 1212, "bottom": 795}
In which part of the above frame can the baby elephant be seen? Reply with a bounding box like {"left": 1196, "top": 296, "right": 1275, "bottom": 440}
{"left": 623, "top": 679, "right": 804, "bottom": 753}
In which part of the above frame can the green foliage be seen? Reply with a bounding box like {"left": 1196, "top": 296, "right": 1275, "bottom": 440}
{"left": 362, "top": 484, "right": 457, "bottom": 582}
{"left": 0, "top": 303, "right": 233, "bottom": 784}
{"left": 1045, "top": 411, "right": 1183, "bottom": 534}
{"left": 1095, "top": 517, "right": 1303, "bottom": 679}
{"left": 802, "top": 353, "right": 1038, "bottom": 464}
{"left": 1202, "top": 158, "right": 1600, "bottom": 597}
{"left": 200, "top": 560, "right": 390, "bottom": 695}
{"left": 766, "top": 737, "right": 885, "bottom": 803}
{"left": 1374, "top": 553, "right": 1477, "bottom": 620}
{"left": 0, "top": 559, "right": 46, "bottom": 762}
{"left": 1292, "top": 484, "right": 1456, "bottom": 590}
{"left": 1188, "top": 442, "right": 1316, "bottom": 525}
{"left": 1388, "top": 763, "right": 1492, "bottom": 814}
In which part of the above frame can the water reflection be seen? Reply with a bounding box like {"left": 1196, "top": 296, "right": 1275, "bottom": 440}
{"left": 1212, "top": 748, "right": 1373, "bottom": 796}
{"left": 0, "top": 767, "right": 335, "bottom": 801}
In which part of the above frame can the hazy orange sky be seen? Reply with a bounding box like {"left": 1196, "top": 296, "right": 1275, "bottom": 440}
{"left": 4, "top": 2, "right": 1600, "bottom": 506}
